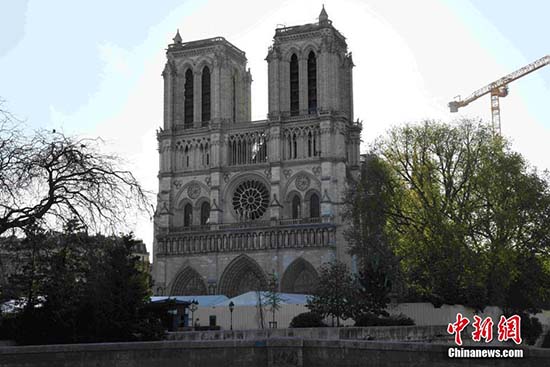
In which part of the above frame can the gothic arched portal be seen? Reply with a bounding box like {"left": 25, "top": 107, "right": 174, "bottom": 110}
{"left": 170, "top": 266, "right": 207, "bottom": 295}
{"left": 218, "top": 254, "right": 268, "bottom": 297}
{"left": 281, "top": 258, "right": 319, "bottom": 294}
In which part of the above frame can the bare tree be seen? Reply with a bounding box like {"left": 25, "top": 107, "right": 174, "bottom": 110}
{"left": 0, "top": 99, "right": 151, "bottom": 236}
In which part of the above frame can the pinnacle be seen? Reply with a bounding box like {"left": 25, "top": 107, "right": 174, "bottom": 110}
{"left": 172, "top": 29, "right": 182, "bottom": 44}
{"left": 319, "top": 5, "right": 329, "bottom": 23}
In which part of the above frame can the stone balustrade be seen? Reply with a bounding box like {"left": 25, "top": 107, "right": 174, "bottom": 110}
{"left": 157, "top": 220, "right": 335, "bottom": 256}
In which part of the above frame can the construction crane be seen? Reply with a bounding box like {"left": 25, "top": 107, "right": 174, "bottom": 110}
{"left": 449, "top": 54, "right": 550, "bottom": 134}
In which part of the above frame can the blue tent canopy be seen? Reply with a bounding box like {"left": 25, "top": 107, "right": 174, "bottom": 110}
{"left": 213, "top": 292, "right": 312, "bottom": 307}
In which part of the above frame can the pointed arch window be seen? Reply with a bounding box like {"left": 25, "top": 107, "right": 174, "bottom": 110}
{"left": 290, "top": 54, "right": 299, "bottom": 116}
{"left": 310, "top": 193, "right": 320, "bottom": 218}
{"left": 201, "top": 66, "right": 211, "bottom": 122}
{"left": 307, "top": 51, "right": 317, "bottom": 114}
{"left": 200, "top": 202, "right": 210, "bottom": 225}
{"left": 184, "top": 69, "right": 194, "bottom": 126}
{"left": 184, "top": 203, "right": 193, "bottom": 227}
{"left": 292, "top": 195, "right": 301, "bottom": 219}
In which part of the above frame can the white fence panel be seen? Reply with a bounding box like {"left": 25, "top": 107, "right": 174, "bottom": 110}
{"left": 195, "top": 304, "right": 310, "bottom": 330}
{"left": 193, "top": 302, "right": 550, "bottom": 330}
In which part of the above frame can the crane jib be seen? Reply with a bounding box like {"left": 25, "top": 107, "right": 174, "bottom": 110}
{"left": 449, "top": 54, "right": 550, "bottom": 110}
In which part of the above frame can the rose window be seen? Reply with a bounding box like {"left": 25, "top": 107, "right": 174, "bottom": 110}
{"left": 232, "top": 180, "right": 270, "bottom": 220}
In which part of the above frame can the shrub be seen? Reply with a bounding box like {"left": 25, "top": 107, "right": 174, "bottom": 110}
{"left": 541, "top": 331, "right": 550, "bottom": 348}
{"left": 354, "top": 312, "right": 414, "bottom": 327}
{"left": 519, "top": 313, "right": 543, "bottom": 346}
{"left": 290, "top": 312, "right": 326, "bottom": 328}
{"left": 0, "top": 314, "right": 17, "bottom": 340}
{"left": 11, "top": 233, "right": 162, "bottom": 345}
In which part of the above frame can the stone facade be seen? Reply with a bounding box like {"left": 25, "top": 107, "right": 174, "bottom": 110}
{"left": 152, "top": 7, "right": 362, "bottom": 297}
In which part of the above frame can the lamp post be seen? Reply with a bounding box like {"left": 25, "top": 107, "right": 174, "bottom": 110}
{"left": 228, "top": 301, "right": 235, "bottom": 331}
{"left": 189, "top": 300, "right": 198, "bottom": 328}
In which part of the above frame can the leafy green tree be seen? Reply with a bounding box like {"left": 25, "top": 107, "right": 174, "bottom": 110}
{"left": 264, "top": 272, "right": 283, "bottom": 327}
{"left": 9, "top": 225, "right": 160, "bottom": 345}
{"left": 472, "top": 137, "right": 550, "bottom": 313}
{"left": 344, "top": 153, "right": 399, "bottom": 317}
{"left": 374, "top": 119, "right": 550, "bottom": 312}
{"left": 376, "top": 120, "right": 488, "bottom": 307}
{"left": 1, "top": 224, "right": 53, "bottom": 307}
{"left": 78, "top": 234, "right": 153, "bottom": 342}
{"left": 307, "top": 261, "right": 355, "bottom": 326}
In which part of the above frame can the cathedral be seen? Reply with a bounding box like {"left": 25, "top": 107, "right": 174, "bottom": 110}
{"left": 152, "top": 7, "right": 361, "bottom": 297}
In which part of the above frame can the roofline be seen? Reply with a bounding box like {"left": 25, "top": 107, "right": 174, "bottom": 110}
{"left": 168, "top": 36, "right": 246, "bottom": 59}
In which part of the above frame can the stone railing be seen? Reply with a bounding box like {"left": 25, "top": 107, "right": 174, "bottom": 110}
{"left": 169, "top": 37, "right": 246, "bottom": 58}
{"left": 167, "top": 218, "right": 323, "bottom": 233}
{"left": 156, "top": 221, "right": 335, "bottom": 256}
{"left": 278, "top": 217, "right": 322, "bottom": 226}
{"left": 219, "top": 220, "right": 272, "bottom": 230}
{"left": 168, "top": 225, "right": 212, "bottom": 233}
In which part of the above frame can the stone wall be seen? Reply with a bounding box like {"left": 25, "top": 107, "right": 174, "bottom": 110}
{"left": 166, "top": 326, "right": 451, "bottom": 343}
{"left": 1, "top": 339, "right": 548, "bottom": 367}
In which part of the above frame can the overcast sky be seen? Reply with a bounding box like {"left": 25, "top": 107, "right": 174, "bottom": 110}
{"left": 1, "top": 0, "right": 548, "bottom": 253}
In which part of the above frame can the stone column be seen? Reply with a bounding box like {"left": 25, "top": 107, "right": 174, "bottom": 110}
{"left": 280, "top": 59, "right": 290, "bottom": 116}
{"left": 174, "top": 73, "right": 185, "bottom": 126}
{"left": 269, "top": 168, "right": 282, "bottom": 221}
{"left": 333, "top": 121, "right": 346, "bottom": 160}
{"left": 320, "top": 119, "right": 334, "bottom": 221}
{"left": 319, "top": 120, "right": 332, "bottom": 159}
{"left": 267, "top": 52, "right": 280, "bottom": 118}
{"left": 328, "top": 53, "right": 338, "bottom": 112}
{"left": 299, "top": 56, "right": 308, "bottom": 115}
{"left": 220, "top": 64, "right": 231, "bottom": 122}
{"left": 244, "top": 69, "right": 252, "bottom": 121}
{"left": 318, "top": 45, "right": 328, "bottom": 113}
{"left": 160, "top": 139, "right": 172, "bottom": 173}
{"left": 162, "top": 64, "right": 174, "bottom": 130}
{"left": 235, "top": 71, "right": 242, "bottom": 122}
{"left": 194, "top": 71, "right": 202, "bottom": 127}
{"left": 347, "top": 58, "right": 354, "bottom": 121}
{"left": 209, "top": 173, "right": 222, "bottom": 226}
{"left": 212, "top": 67, "right": 219, "bottom": 122}
{"left": 269, "top": 125, "right": 281, "bottom": 162}
{"left": 210, "top": 132, "right": 221, "bottom": 167}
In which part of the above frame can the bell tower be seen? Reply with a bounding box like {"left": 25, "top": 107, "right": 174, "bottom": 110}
{"left": 162, "top": 31, "right": 252, "bottom": 130}
{"left": 266, "top": 6, "right": 354, "bottom": 121}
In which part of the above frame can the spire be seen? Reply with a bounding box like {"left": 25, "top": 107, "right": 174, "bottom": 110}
{"left": 319, "top": 4, "right": 329, "bottom": 24}
{"left": 172, "top": 29, "right": 182, "bottom": 44}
